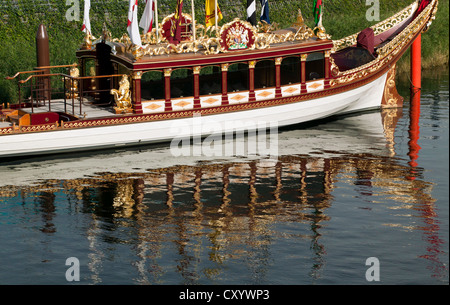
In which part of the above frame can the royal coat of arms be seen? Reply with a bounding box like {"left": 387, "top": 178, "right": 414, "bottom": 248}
{"left": 220, "top": 19, "right": 256, "bottom": 51}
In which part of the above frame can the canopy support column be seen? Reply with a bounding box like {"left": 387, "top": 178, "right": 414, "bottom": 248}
{"left": 249, "top": 61, "right": 256, "bottom": 102}
{"left": 300, "top": 54, "right": 307, "bottom": 94}
{"left": 164, "top": 68, "right": 173, "bottom": 112}
{"left": 132, "top": 71, "right": 143, "bottom": 114}
{"left": 275, "top": 57, "right": 282, "bottom": 98}
{"left": 193, "top": 66, "right": 201, "bottom": 108}
{"left": 324, "top": 50, "right": 331, "bottom": 89}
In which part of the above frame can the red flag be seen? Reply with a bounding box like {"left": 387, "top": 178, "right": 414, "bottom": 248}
{"left": 170, "top": 0, "right": 184, "bottom": 44}
{"left": 414, "top": 0, "right": 431, "bottom": 18}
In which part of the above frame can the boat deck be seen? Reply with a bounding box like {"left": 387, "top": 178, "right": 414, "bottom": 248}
{"left": 30, "top": 98, "right": 116, "bottom": 118}
{"left": 0, "top": 98, "right": 117, "bottom": 128}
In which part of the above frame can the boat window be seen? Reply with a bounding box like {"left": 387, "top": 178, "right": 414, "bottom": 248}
{"left": 84, "top": 59, "right": 96, "bottom": 76}
{"left": 80, "top": 59, "right": 97, "bottom": 100}
{"left": 254, "top": 60, "right": 275, "bottom": 89}
{"left": 171, "top": 68, "right": 193, "bottom": 98}
{"left": 200, "top": 66, "right": 221, "bottom": 95}
{"left": 280, "top": 56, "right": 301, "bottom": 85}
{"left": 228, "top": 63, "right": 249, "bottom": 92}
{"left": 141, "top": 70, "right": 164, "bottom": 101}
{"left": 305, "top": 52, "right": 325, "bottom": 81}
{"left": 117, "top": 64, "right": 129, "bottom": 76}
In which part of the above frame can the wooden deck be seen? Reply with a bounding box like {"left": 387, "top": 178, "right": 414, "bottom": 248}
{"left": 28, "top": 98, "right": 116, "bottom": 119}
{"left": 0, "top": 98, "right": 118, "bottom": 128}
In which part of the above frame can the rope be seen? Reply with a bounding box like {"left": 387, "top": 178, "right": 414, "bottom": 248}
{"left": 407, "top": 73, "right": 422, "bottom": 97}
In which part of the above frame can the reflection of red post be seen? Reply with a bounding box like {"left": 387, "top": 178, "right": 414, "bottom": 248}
{"left": 407, "top": 81, "right": 421, "bottom": 180}
{"left": 407, "top": 34, "right": 422, "bottom": 180}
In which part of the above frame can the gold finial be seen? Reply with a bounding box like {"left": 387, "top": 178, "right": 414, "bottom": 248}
{"left": 102, "top": 23, "right": 111, "bottom": 42}
{"left": 292, "top": 9, "right": 306, "bottom": 28}
{"left": 291, "top": 9, "right": 314, "bottom": 40}
{"left": 82, "top": 32, "right": 93, "bottom": 50}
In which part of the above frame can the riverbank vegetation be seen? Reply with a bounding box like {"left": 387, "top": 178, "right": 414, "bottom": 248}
{"left": 0, "top": 0, "right": 448, "bottom": 103}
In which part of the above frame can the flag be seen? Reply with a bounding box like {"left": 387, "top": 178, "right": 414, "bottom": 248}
{"left": 260, "top": 0, "right": 270, "bottom": 24}
{"left": 247, "top": 0, "right": 256, "bottom": 26}
{"left": 81, "top": 0, "right": 91, "bottom": 35}
{"left": 414, "top": 0, "right": 431, "bottom": 18}
{"left": 140, "top": 0, "right": 155, "bottom": 34}
{"left": 127, "top": 0, "right": 142, "bottom": 47}
{"left": 313, "top": 0, "right": 323, "bottom": 27}
{"left": 170, "top": 0, "right": 184, "bottom": 44}
{"left": 205, "top": 0, "right": 223, "bottom": 27}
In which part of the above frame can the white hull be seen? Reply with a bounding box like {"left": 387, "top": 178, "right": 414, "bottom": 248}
{"left": 0, "top": 111, "right": 390, "bottom": 187}
{"left": 0, "top": 72, "right": 388, "bottom": 158}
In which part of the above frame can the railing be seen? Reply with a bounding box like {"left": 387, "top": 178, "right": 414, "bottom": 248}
{"left": 5, "top": 69, "right": 47, "bottom": 107}
{"left": 6, "top": 64, "right": 124, "bottom": 116}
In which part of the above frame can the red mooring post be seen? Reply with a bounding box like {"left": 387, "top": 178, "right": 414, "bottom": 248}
{"left": 411, "top": 33, "right": 422, "bottom": 94}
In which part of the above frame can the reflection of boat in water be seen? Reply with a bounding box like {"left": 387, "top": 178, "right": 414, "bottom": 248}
{"left": 0, "top": 0, "right": 439, "bottom": 158}
{"left": 0, "top": 105, "right": 444, "bottom": 283}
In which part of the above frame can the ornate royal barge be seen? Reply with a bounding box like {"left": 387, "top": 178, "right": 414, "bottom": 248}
{"left": 0, "top": 0, "right": 438, "bottom": 158}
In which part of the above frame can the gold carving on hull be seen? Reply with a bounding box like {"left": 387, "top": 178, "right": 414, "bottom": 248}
{"left": 382, "top": 64, "right": 404, "bottom": 108}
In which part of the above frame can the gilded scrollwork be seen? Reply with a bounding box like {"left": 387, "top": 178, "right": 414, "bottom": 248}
{"left": 332, "top": 2, "right": 418, "bottom": 52}
{"left": 331, "top": 0, "right": 437, "bottom": 87}
{"left": 86, "top": 0, "right": 437, "bottom": 93}
{"left": 382, "top": 63, "right": 403, "bottom": 108}
{"left": 105, "top": 9, "right": 316, "bottom": 60}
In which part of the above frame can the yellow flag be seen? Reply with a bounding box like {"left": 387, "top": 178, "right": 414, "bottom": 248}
{"left": 205, "top": 0, "right": 223, "bottom": 27}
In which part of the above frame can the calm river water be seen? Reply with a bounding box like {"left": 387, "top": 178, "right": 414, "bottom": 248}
{"left": 0, "top": 69, "right": 448, "bottom": 286}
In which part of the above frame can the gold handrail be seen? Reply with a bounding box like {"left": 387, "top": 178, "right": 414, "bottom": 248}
{"left": 6, "top": 64, "right": 78, "bottom": 80}
{"left": 18, "top": 73, "right": 126, "bottom": 84}
{"left": 5, "top": 70, "right": 44, "bottom": 80}
{"left": 35, "top": 63, "right": 78, "bottom": 70}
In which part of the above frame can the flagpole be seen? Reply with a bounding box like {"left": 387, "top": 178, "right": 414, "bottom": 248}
{"left": 215, "top": 0, "right": 218, "bottom": 30}
{"left": 191, "top": 0, "right": 196, "bottom": 41}
{"left": 155, "top": 0, "right": 159, "bottom": 42}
